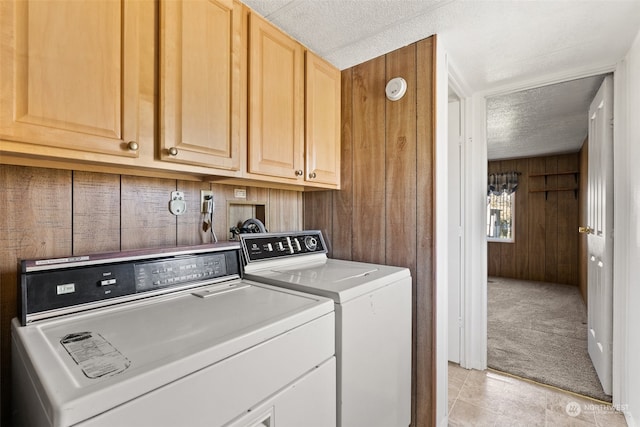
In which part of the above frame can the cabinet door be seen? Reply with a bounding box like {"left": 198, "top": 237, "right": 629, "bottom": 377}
{"left": 160, "top": 0, "right": 241, "bottom": 171}
{"left": 0, "top": 0, "right": 139, "bottom": 157}
{"left": 248, "top": 13, "right": 304, "bottom": 181}
{"left": 305, "top": 51, "right": 341, "bottom": 187}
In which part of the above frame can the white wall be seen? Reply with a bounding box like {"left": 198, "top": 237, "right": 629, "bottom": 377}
{"left": 615, "top": 27, "right": 640, "bottom": 427}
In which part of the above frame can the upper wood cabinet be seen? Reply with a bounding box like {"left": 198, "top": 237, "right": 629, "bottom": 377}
{"left": 247, "top": 13, "right": 305, "bottom": 182}
{"left": 0, "top": 0, "right": 141, "bottom": 158}
{"left": 305, "top": 51, "right": 341, "bottom": 187}
{"left": 1, "top": 0, "right": 340, "bottom": 189}
{"left": 159, "top": 0, "right": 241, "bottom": 172}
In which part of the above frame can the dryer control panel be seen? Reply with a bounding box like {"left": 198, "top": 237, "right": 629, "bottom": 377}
{"left": 19, "top": 243, "right": 241, "bottom": 325}
{"left": 240, "top": 231, "right": 327, "bottom": 263}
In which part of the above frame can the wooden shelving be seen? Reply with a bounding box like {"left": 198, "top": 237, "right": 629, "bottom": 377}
{"left": 528, "top": 170, "right": 579, "bottom": 177}
{"left": 528, "top": 171, "right": 579, "bottom": 199}
{"left": 529, "top": 187, "right": 578, "bottom": 192}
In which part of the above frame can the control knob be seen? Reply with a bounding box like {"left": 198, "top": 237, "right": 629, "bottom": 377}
{"left": 304, "top": 236, "right": 318, "bottom": 251}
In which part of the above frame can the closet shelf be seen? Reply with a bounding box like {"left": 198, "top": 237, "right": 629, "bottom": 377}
{"left": 528, "top": 171, "right": 579, "bottom": 177}
{"left": 529, "top": 170, "right": 580, "bottom": 198}
{"left": 529, "top": 188, "right": 578, "bottom": 193}
{"left": 529, "top": 187, "right": 579, "bottom": 200}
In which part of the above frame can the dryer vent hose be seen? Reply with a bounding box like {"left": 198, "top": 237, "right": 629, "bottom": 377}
{"left": 241, "top": 218, "right": 267, "bottom": 233}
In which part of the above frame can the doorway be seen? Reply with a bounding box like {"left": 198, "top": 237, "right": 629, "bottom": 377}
{"left": 482, "top": 74, "right": 612, "bottom": 401}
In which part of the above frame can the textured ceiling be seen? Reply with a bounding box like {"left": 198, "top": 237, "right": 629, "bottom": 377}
{"left": 486, "top": 75, "right": 606, "bottom": 160}
{"left": 240, "top": 0, "right": 640, "bottom": 159}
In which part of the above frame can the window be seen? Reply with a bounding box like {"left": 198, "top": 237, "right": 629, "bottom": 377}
{"left": 487, "top": 191, "right": 515, "bottom": 242}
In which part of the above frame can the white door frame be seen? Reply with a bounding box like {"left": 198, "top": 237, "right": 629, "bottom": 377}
{"left": 447, "top": 79, "right": 467, "bottom": 367}
{"left": 611, "top": 57, "right": 630, "bottom": 415}
{"left": 447, "top": 96, "right": 462, "bottom": 364}
{"left": 434, "top": 43, "right": 450, "bottom": 427}
{"left": 462, "top": 64, "right": 625, "bottom": 380}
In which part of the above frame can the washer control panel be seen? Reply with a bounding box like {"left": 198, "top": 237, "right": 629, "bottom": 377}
{"left": 240, "top": 231, "right": 327, "bottom": 263}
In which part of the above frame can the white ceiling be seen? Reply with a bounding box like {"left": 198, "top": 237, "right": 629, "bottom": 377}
{"left": 241, "top": 0, "right": 640, "bottom": 159}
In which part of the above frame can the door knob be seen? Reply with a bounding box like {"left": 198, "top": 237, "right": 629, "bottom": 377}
{"left": 578, "top": 226, "right": 593, "bottom": 234}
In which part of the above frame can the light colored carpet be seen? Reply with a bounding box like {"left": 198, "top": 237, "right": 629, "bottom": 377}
{"left": 487, "top": 276, "right": 611, "bottom": 402}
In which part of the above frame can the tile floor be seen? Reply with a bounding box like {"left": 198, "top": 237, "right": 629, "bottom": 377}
{"left": 448, "top": 363, "right": 627, "bottom": 427}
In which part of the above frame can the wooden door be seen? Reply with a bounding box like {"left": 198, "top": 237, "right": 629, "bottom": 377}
{"left": 159, "top": 0, "right": 241, "bottom": 171}
{"left": 305, "top": 51, "right": 341, "bottom": 187}
{"left": 0, "top": 0, "right": 140, "bottom": 157}
{"left": 248, "top": 13, "right": 304, "bottom": 181}
{"left": 585, "top": 75, "right": 613, "bottom": 395}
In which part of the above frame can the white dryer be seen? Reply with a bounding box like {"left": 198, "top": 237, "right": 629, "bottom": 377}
{"left": 12, "top": 243, "right": 336, "bottom": 427}
{"left": 240, "top": 231, "right": 412, "bottom": 427}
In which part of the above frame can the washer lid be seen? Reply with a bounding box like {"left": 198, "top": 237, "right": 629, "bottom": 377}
{"left": 244, "top": 258, "right": 410, "bottom": 303}
{"left": 12, "top": 282, "right": 333, "bottom": 427}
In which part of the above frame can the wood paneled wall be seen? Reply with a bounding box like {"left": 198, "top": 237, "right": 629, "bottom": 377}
{"left": 487, "top": 153, "right": 580, "bottom": 286}
{"left": 0, "top": 164, "right": 302, "bottom": 423}
{"left": 304, "top": 37, "right": 436, "bottom": 427}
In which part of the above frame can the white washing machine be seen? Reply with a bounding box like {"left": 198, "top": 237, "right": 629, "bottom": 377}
{"left": 240, "top": 231, "right": 412, "bottom": 427}
{"left": 12, "top": 243, "right": 336, "bottom": 427}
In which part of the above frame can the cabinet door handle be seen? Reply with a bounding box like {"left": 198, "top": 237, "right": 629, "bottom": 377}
{"left": 295, "top": 169, "right": 303, "bottom": 176}
{"left": 308, "top": 172, "right": 317, "bottom": 179}
{"left": 168, "top": 147, "right": 179, "bottom": 156}
{"left": 127, "top": 141, "right": 139, "bottom": 151}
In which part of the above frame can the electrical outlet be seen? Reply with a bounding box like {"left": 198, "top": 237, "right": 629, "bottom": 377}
{"left": 200, "top": 190, "right": 214, "bottom": 214}
{"left": 234, "top": 188, "right": 247, "bottom": 199}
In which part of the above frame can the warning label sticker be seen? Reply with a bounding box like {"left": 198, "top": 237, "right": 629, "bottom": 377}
{"left": 61, "top": 332, "right": 131, "bottom": 379}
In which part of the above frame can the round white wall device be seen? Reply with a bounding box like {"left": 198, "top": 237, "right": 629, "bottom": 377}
{"left": 385, "top": 77, "right": 407, "bottom": 101}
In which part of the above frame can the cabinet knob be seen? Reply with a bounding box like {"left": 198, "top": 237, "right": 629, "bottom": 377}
{"left": 127, "top": 141, "right": 139, "bottom": 151}
{"left": 308, "top": 172, "right": 317, "bottom": 179}
{"left": 295, "top": 169, "right": 303, "bottom": 177}
{"left": 168, "top": 147, "right": 179, "bottom": 156}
